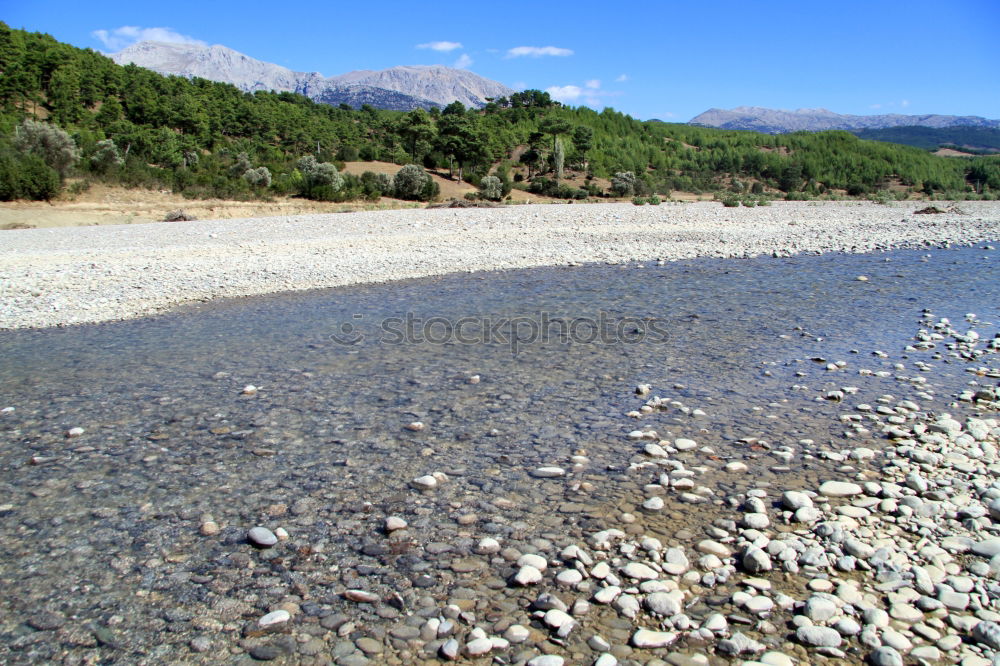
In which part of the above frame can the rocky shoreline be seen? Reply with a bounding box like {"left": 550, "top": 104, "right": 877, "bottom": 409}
{"left": 1, "top": 200, "right": 999, "bottom": 330}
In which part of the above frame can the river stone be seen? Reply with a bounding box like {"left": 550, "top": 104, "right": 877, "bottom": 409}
{"left": 631, "top": 628, "right": 677, "bottom": 648}
{"left": 804, "top": 595, "right": 838, "bottom": 622}
{"left": 697, "top": 540, "right": 731, "bottom": 557}
{"left": 410, "top": 475, "right": 438, "bottom": 490}
{"left": 385, "top": 516, "right": 407, "bottom": 532}
{"left": 759, "top": 652, "right": 794, "bottom": 666}
{"left": 796, "top": 625, "right": 842, "bottom": 647}
{"left": 675, "top": 438, "right": 697, "bottom": 451}
{"left": 869, "top": 646, "right": 904, "bottom": 666}
{"left": 527, "top": 656, "right": 564, "bottom": 666}
{"left": 972, "top": 621, "right": 1000, "bottom": 650}
{"left": 465, "top": 637, "right": 493, "bottom": 656}
{"left": 440, "top": 639, "right": 459, "bottom": 660}
{"left": 643, "top": 496, "right": 665, "bottom": 511}
{"left": 795, "top": 506, "right": 823, "bottom": 522}
{"left": 258, "top": 610, "right": 290, "bottom": 628}
{"left": 746, "top": 596, "right": 774, "bottom": 614}
{"left": 742, "top": 548, "right": 772, "bottom": 573}
{"left": 818, "top": 481, "right": 863, "bottom": 497}
{"left": 518, "top": 553, "right": 548, "bottom": 571}
{"left": 556, "top": 569, "right": 583, "bottom": 586}
{"left": 716, "top": 631, "right": 765, "bottom": 655}
{"left": 782, "top": 491, "right": 813, "bottom": 510}
{"left": 248, "top": 527, "right": 278, "bottom": 548}
{"left": 987, "top": 497, "right": 1000, "bottom": 520}
{"left": 972, "top": 538, "right": 1000, "bottom": 558}
{"left": 645, "top": 591, "right": 683, "bottom": 616}
{"left": 622, "top": 562, "right": 659, "bottom": 580}
{"left": 504, "top": 625, "right": 530, "bottom": 643}
{"left": 531, "top": 466, "right": 566, "bottom": 478}
{"left": 741, "top": 513, "right": 770, "bottom": 529}
{"left": 513, "top": 565, "right": 543, "bottom": 585}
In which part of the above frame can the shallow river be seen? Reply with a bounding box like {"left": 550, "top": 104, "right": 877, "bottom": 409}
{"left": 0, "top": 245, "right": 997, "bottom": 663}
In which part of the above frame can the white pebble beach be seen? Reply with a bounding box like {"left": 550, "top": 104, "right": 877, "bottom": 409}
{"left": 1, "top": 200, "right": 998, "bottom": 330}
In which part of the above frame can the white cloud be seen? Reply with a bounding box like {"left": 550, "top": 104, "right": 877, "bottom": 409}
{"left": 417, "top": 41, "right": 463, "bottom": 52}
{"left": 901, "top": 99, "right": 911, "bottom": 108}
{"left": 453, "top": 54, "right": 473, "bottom": 69}
{"left": 506, "top": 46, "right": 574, "bottom": 58}
{"left": 870, "top": 103, "right": 882, "bottom": 109}
{"left": 547, "top": 81, "right": 624, "bottom": 108}
{"left": 546, "top": 85, "right": 583, "bottom": 102}
{"left": 615, "top": 74, "right": 629, "bottom": 83}
{"left": 92, "top": 26, "right": 205, "bottom": 52}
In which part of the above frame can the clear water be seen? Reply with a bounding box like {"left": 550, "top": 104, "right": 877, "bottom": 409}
{"left": 0, "top": 245, "right": 997, "bottom": 662}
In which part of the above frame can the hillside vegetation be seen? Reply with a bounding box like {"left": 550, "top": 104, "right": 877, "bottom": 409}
{"left": 853, "top": 126, "right": 1000, "bottom": 155}
{"left": 2, "top": 23, "right": 999, "bottom": 205}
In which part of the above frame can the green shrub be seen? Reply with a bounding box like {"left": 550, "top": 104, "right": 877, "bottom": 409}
{"left": 394, "top": 164, "right": 438, "bottom": 201}
{"left": 480, "top": 175, "right": 503, "bottom": 201}
{"left": 0, "top": 144, "right": 61, "bottom": 200}
{"left": 647, "top": 195, "right": 661, "bottom": 205}
{"left": 721, "top": 196, "right": 740, "bottom": 207}
{"left": 13, "top": 119, "right": 80, "bottom": 178}
{"left": 632, "top": 196, "right": 646, "bottom": 206}
{"left": 611, "top": 171, "right": 636, "bottom": 197}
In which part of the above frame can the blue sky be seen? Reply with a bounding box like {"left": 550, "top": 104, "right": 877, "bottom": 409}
{"left": 5, "top": 0, "right": 999, "bottom": 121}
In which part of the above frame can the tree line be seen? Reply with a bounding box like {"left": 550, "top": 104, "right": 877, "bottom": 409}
{"left": 2, "top": 22, "right": 998, "bottom": 203}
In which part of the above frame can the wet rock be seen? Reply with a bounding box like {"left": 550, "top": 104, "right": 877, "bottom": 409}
{"left": 258, "top": 610, "right": 290, "bottom": 628}
{"left": 531, "top": 467, "right": 566, "bottom": 478}
{"left": 716, "top": 631, "right": 765, "bottom": 655}
{"left": 513, "top": 565, "right": 543, "bottom": 585}
{"left": 247, "top": 527, "right": 278, "bottom": 548}
{"left": 385, "top": 516, "right": 407, "bottom": 532}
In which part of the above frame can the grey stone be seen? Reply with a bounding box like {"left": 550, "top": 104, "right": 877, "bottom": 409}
{"left": 973, "top": 621, "right": 1000, "bottom": 650}
{"left": 869, "top": 646, "right": 904, "bottom": 666}
{"left": 248, "top": 526, "right": 278, "bottom": 547}
{"left": 796, "top": 625, "right": 842, "bottom": 647}
{"left": 716, "top": 631, "right": 765, "bottom": 655}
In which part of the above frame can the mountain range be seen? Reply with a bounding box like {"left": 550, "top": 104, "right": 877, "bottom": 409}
{"left": 111, "top": 41, "right": 513, "bottom": 111}
{"left": 689, "top": 106, "right": 1000, "bottom": 134}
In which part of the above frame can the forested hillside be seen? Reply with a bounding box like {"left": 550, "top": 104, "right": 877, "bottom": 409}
{"left": 853, "top": 126, "right": 1000, "bottom": 154}
{"left": 2, "top": 23, "right": 999, "bottom": 204}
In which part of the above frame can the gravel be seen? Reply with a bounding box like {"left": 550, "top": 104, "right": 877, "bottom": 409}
{"left": 2, "top": 200, "right": 998, "bottom": 329}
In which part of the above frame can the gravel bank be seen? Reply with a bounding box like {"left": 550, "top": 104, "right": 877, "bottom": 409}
{"left": 2, "top": 200, "right": 999, "bottom": 329}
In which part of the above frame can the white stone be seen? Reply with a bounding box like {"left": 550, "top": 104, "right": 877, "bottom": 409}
{"left": 531, "top": 466, "right": 566, "bottom": 478}
{"left": 631, "top": 628, "right": 678, "bottom": 648}
{"left": 258, "top": 610, "right": 290, "bottom": 627}
{"left": 818, "top": 481, "right": 863, "bottom": 497}
{"left": 621, "top": 562, "right": 659, "bottom": 580}
{"left": 410, "top": 475, "right": 437, "bottom": 490}
{"left": 513, "top": 565, "right": 543, "bottom": 585}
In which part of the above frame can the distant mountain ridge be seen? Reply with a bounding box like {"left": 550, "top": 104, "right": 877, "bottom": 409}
{"left": 111, "top": 41, "right": 513, "bottom": 111}
{"left": 690, "top": 106, "right": 1000, "bottom": 134}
